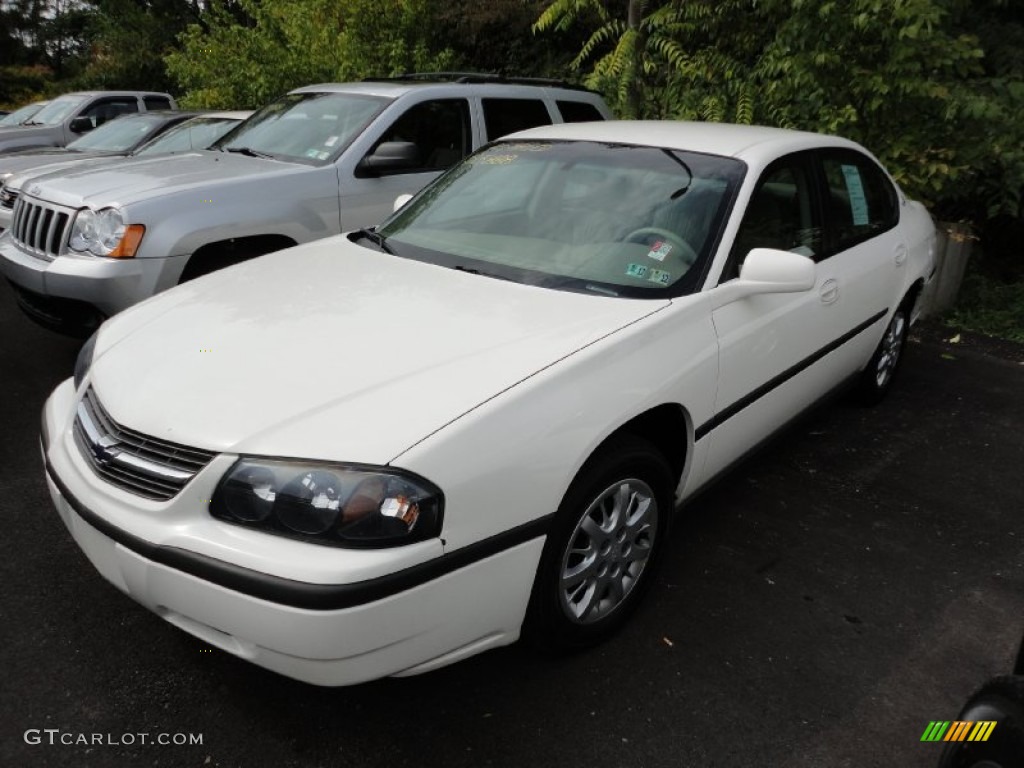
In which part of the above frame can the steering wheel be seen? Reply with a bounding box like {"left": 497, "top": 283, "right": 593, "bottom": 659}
{"left": 623, "top": 227, "right": 698, "bottom": 266}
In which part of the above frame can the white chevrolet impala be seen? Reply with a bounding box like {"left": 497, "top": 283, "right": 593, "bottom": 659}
{"left": 41, "top": 121, "right": 936, "bottom": 685}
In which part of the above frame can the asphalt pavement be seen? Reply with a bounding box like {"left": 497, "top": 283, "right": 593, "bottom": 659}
{"left": 1, "top": 284, "right": 1022, "bottom": 768}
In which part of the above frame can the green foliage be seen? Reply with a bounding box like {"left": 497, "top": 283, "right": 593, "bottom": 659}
{"left": 76, "top": 0, "right": 197, "bottom": 92}
{"left": 166, "top": 0, "right": 455, "bottom": 109}
{"left": 948, "top": 270, "right": 1024, "bottom": 342}
{"left": 534, "top": 0, "right": 1024, "bottom": 221}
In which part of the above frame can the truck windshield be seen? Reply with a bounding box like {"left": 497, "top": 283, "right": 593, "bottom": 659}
{"left": 214, "top": 92, "right": 388, "bottom": 165}
{"left": 25, "top": 96, "right": 88, "bottom": 126}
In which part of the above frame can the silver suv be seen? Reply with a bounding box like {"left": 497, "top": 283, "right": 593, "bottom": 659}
{"left": 0, "top": 76, "right": 609, "bottom": 334}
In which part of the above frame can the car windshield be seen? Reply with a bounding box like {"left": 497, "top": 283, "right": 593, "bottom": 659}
{"left": 0, "top": 103, "right": 46, "bottom": 127}
{"left": 67, "top": 114, "right": 167, "bottom": 151}
{"left": 135, "top": 116, "right": 240, "bottom": 155}
{"left": 213, "top": 92, "right": 388, "bottom": 164}
{"left": 378, "top": 141, "right": 745, "bottom": 298}
{"left": 24, "top": 95, "right": 88, "bottom": 126}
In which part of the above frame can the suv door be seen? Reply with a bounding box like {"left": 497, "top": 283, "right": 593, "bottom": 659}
{"left": 340, "top": 98, "right": 473, "bottom": 230}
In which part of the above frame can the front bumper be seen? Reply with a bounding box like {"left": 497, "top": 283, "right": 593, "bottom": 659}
{"left": 41, "top": 378, "right": 543, "bottom": 685}
{"left": 0, "top": 234, "right": 186, "bottom": 321}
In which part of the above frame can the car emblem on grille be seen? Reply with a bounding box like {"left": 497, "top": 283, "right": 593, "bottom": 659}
{"left": 86, "top": 433, "right": 121, "bottom": 465}
{"left": 76, "top": 401, "right": 120, "bottom": 464}
{"left": 28, "top": 185, "right": 41, "bottom": 196}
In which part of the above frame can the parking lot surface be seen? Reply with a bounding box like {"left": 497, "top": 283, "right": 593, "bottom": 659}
{"left": 1, "top": 286, "right": 1021, "bottom": 768}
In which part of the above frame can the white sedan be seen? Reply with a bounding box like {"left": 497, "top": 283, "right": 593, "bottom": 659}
{"left": 41, "top": 121, "right": 936, "bottom": 686}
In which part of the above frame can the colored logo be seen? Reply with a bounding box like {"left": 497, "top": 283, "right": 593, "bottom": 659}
{"left": 921, "top": 720, "right": 997, "bottom": 742}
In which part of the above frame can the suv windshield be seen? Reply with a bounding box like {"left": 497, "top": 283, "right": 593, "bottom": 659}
{"left": 67, "top": 113, "right": 167, "bottom": 151}
{"left": 378, "top": 141, "right": 745, "bottom": 298}
{"left": 214, "top": 92, "right": 388, "bottom": 164}
{"left": 135, "top": 116, "right": 239, "bottom": 155}
{"left": 25, "top": 95, "right": 88, "bottom": 126}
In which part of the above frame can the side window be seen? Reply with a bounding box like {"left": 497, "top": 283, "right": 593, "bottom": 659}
{"left": 556, "top": 100, "right": 604, "bottom": 123}
{"left": 481, "top": 98, "right": 552, "bottom": 140}
{"left": 820, "top": 150, "right": 899, "bottom": 254}
{"left": 724, "top": 154, "right": 821, "bottom": 281}
{"left": 371, "top": 99, "right": 470, "bottom": 174}
{"left": 143, "top": 96, "right": 172, "bottom": 111}
{"left": 80, "top": 98, "right": 139, "bottom": 129}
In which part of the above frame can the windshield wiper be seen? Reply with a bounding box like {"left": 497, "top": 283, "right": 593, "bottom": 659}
{"left": 452, "top": 264, "right": 510, "bottom": 282}
{"left": 350, "top": 228, "right": 394, "bottom": 254}
{"left": 223, "top": 146, "right": 275, "bottom": 159}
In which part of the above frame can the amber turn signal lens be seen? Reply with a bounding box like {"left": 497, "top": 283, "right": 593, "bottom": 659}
{"left": 108, "top": 224, "right": 145, "bottom": 258}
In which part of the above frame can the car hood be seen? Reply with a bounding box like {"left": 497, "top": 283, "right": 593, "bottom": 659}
{"left": 29, "top": 151, "right": 289, "bottom": 209}
{"left": 0, "top": 149, "right": 119, "bottom": 178}
{"left": 91, "top": 236, "right": 667, "bottom": 466}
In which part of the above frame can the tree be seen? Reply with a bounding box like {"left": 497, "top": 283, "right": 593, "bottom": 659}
{"left": 166, "top": 0, "right": 454, "bottom": 109}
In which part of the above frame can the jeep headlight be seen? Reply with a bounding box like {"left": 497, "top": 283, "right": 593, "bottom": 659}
{"left": 210, "top": 459, "right": 444, "bottom": 548}
{"left": 69, "top": 207, "right": 144, "bottom": 258}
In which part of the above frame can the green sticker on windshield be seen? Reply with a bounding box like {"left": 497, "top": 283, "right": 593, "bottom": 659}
{"left": 626, "top": 263, "right": 648, "bottom": 278}
{"left": 648, "top": 269, "right": 672, "bottom": 286}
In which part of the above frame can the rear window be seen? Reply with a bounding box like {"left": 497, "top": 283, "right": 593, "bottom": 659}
{"left": 144, "top": 96, "right": 173, "bottom": 110}
{"left": 482, "top": 98, "right": 552, "bottom": 140}
{"left": 556, "top": 100, "right": 604, "bottom": 123}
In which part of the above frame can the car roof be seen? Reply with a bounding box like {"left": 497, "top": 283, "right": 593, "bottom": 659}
{"left": 52, "top": 91, "right": 174, "bottom": 99}
{"left": 290, "top": 80, "right": 601, "bottom": 100}
{"left": 197, "top": 110, "right": 253, "bottom": 120}
{"left": 507, "top": 120, "right": 865, "bottom": 160}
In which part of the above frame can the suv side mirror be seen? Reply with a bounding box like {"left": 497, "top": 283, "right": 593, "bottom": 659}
{"left": 358, "top": 142, "right": 419, "bottom": 176}
{"left": 69, "top": 116, "right": 94, "bottom": 134}
{"left": 712, "top": 248, "right": 816, "bottom": 308}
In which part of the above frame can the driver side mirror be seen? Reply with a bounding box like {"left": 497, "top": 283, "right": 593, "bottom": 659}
{"left": 712, "top": 248, "right": 816, "bottom": 308}
{"left": 69, "top": 116, "right": 94, "bottom": 134}
{"left": 358, "top": 141, "right": 420, "bottom": 176}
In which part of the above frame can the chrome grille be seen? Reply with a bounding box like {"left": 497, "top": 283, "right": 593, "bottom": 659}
{"left": 0, "top": 186, "right": 18, "bottom": 209}
{"left": 11, "top": 197, "right": 72, "bottom": 260}
{"left": 73, "top": 387, "right": 216, "bottom": 501}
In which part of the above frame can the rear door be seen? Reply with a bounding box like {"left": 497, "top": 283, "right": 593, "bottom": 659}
{"left": 812, "top": 147, "right": 906, "bottom": 364}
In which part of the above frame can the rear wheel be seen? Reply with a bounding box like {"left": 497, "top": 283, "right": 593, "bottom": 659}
{"left": 853, "top": 299, "right": 911, "bottom": 405}
{"left": 524, "top": 436, "right": 673, "bottom": 651}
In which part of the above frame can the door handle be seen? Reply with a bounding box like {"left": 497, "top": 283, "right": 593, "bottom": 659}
{"left": 894, "top": 244, "right": 908, "bottom": 266}
{"left": 819, "top": 279, "right": 839, "bottom": 305}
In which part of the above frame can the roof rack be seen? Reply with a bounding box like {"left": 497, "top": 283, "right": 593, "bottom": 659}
{"left": 363, "top": 72, "right": 593, "bottom": 93}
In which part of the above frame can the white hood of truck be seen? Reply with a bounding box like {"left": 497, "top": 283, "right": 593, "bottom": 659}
{"left": 27, "top": 151, "right": 290, "bottom": 209}
{"left": 90, "top": 236, "right": 666, "bottom": 465}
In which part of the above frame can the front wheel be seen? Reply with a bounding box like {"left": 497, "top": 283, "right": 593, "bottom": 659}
{"left": 524, "top": 436, "right": 673, "bottom": 651}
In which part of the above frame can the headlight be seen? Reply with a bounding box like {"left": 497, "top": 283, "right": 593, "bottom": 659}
{"left": 211, "top": 459, "right": 444, "bottom": 548}
{"left": 73, "top": 330, "right": 98, "bottom": 389}
{"left": 69, "top": 207, "right": 144, "bottom": 257}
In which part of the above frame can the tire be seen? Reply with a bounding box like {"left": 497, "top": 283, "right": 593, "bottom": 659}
{"left": 524, "top": 435, "right": 673, "bottom": 651}
{"left": 937, "top": 676, "right": 1024, "bottom": 768}
{"left": 853, "top": 298, "right": 911, "bottom": 406}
